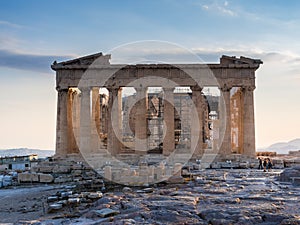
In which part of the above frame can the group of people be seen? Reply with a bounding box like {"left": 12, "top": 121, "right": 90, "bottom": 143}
{"left": 258, "top": 157, "right": 273, "bottom": 172}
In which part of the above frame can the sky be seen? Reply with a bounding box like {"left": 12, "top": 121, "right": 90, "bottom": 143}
{"left": 0, "top": 0, "right": 300, "bottom": 150}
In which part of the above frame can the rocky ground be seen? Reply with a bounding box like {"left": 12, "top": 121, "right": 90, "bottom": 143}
{"left": 1, "top": 169, "right": 300, "bottom": 225}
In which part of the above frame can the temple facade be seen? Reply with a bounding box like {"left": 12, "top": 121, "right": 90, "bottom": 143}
{"left": 51, "top": 53, "right": 262, "bottom": 161}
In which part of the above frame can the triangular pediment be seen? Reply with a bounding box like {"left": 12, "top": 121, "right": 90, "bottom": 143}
{"left": 221, "top": 55, "right": 263, "bottom": 65}
{"left": 51, "top": 52, "right": 111, "bottom": 70}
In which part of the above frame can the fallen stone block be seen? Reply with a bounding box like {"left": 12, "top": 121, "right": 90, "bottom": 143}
{"left": 290, "top": 177, "right": 300, "bottom": 186}
{"left": 53, "top": 165, "right": 71, "bottom": 174}
{"left": 47, "top": 196, "right": 58, "bottom": 202}
{"left": 136, "top": 187, "right": 154, "bottom": 193}
{"left": 39, "top": 166, "right": 54, "bottom": 173}
{"left": 57, "top": 200, "right": 67, "bottom": 206}
{"left": 88, "top": 191, "right": 103, "bottom": 199}
{"left": 72, "top": 169, "right": 82, "bottom": 176}
{"left": 59, "top": 191, "right": 73, "bottom": 198}
{"left": 39, "top": 173, "right": 54, "bottom": 183}
{"left": 94, "top": 208, "right": 119, "bottom": 218}
{"left": 85, "top": 170, "right": 96, "bottom": 177}
{"left": 278, "top": 167, "right": 300, "bottom": 182}
{"left": 18, "top": 173, "right": 39, "bottom": 183}
{"left": 54, "top": 176, "right": 72, "bottom": 183}
{"left": 2, "top": 175, "right": 12, "bottom": 186}
{"left": 48, "top": 203, "right": 63, "bottom": 211}
{"left": 68, "top": 198, "right": 80, "bottom": 204}
{"left": 167, "top": 176, "right": 184, "bottom": 184}
{"left": 71, "top": 164, "right": 83, "bottom": 170}
{"left": 30, "top": 166, "right": 39, "bottom": 173}
{"left": 122, "top": 187, "right": 133, "bottom": 193}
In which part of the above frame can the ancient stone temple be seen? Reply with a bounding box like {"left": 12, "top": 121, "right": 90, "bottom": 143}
{"left": 51, "top": 52, "right": 262, "bottom": 163}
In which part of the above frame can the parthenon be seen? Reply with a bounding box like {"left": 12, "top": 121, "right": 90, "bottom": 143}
{"left": 51, "top": 53, "right": 262, "bottom": 164}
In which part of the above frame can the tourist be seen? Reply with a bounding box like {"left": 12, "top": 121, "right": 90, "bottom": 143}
{"left": 283, "top": 160, "right": 287, "bottom": 168}
{"left": 258, "top": 157, "right": 263, "bottom": 170}
{"left": 267, "top": 158, "right": 273, "bottom": 171}
{"left": 263, "top": 158, "right": 267, "bottom": 172}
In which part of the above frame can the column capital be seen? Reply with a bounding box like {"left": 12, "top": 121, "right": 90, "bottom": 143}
{"left": 56, "top": 87, "right": 69, "bottom": 92}
{"left": 219, "top": 84, "right": 232, "bottom": 92}
{"left": 190, "top": 85, "right": 203, "bottom": 92}
{"left": 242, "top": 85, "right": 256, "bottom": 92}
{"left": 107, "top": 86, "right": 120, "bottom": 92}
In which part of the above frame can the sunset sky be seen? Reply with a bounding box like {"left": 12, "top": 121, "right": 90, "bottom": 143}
{"left": 0, "top": 0, "right": 300, "bottom": 150}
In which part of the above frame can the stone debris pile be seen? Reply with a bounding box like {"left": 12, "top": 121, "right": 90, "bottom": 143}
{"left": 14, "top": 169, "right": 300, "bottom": 225}
{"left": 278, "top": 166, "right": 300, "bottom": 186}
{"left": 47, "top": 187, "right": 104, "bottom": 214}
{"left": 17, "top": 158, "right": 105, "bottom": 189}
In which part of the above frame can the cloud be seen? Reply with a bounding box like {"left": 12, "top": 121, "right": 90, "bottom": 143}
{"left": 108, "top": 41, "right": 300, "bottom": 65}
{"left": 0, "top": 20, "right": 24, "bottom": 29}
{"left": 200, "top": 1, "right": 237, "bottom": 17}
{"left": 190, "top": 47, "right": 300, "bottom": 64}
{"left": 0, "top": 49, "right": 73, "bottom": 73}
{"left": 0, "top": 36, "right": 21, "bottom": 49}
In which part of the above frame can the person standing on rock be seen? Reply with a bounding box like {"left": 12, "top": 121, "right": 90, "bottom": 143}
{"left": 263, "top": 158, "right": 267, "bottom": 172}
{"left": 258, "top": 157, "right": 263, "bottom": 170}
{"left": 267, "top": 158, "right": 273, "bottom": 171}
{"left": 283, "top": 160, "right": 287, "bottom": 168}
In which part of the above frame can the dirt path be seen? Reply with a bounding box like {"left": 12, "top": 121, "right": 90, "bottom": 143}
{"left": 0, "top": 185, "right": 62, "bottom": 223}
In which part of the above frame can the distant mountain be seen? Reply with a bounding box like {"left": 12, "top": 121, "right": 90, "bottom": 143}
{"left": 258, "top": 138, "right": 300, "bottom": 154}
{"left": 0, "top": 148, "right": 54, "bottom": 158}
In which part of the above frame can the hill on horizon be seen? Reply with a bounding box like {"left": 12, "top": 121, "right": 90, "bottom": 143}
{"left": 1, "top": 139, "right": 300, "bottom": 157}
{"left": 258, "top": 138, "right": 300, "bottom": 154}
{"left": 0, "top": 148, "right": 54, "bottom": 158}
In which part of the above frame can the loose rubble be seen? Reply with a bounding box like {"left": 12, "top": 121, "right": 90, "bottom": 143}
{"left": 278, "top": 166, "right": 300, "bottom": 185}
{"left": 2, "top": 169, "right": 299, "bottom": 224}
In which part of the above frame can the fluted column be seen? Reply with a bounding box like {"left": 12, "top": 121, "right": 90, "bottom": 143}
{"left": 67, "top": 89, "right": 79, "bottom": 154}
{"left": 163, "top": 87, "right": 175, "bottom": 156}
{"left": 134, "top": 87, "right": 148, "bottom": 155}
{"left": 242, "top": 86, "right": 256, "bottom": 157}
{"left": 219, "top": 85, "right": 232, "bottom": 157}
{"left": 55, "top": 87, "right": 69, "bottom": 156}
{"left": 191, "top": 86, "right": 204, "bottom": 157}
{"left": 91, "top": 87, "right": 100, "bottom": 152}
{"left": 107, "top": 87, "right": 122, "bottom": 155}
{"left": 71, "top": 89, "right": 80, "bottom": 153}
{"left": 79, "top": 87, "right": 92, "bottom": 155}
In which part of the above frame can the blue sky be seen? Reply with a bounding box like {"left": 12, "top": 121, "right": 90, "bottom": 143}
{"left": 0, "top": 0, "right": 300, "bottom": 149}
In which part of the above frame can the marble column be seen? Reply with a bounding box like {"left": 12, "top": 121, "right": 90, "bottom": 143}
{"left": 55, "top": 87, "right": 69, "bottom": 156}
{"left": 219, "top": 85, "right": 232, "bottom": 157}
{"left": 100, "top": 94, "right": 108, "bottom": 135}
{"left": 79, "top": 87, "right": 92, "bottom": 155}
{"left": 107, "top": 87, "right": 122, "bottom": 155}
{"left": 163, "top": 87, "right": 175, "bottom": 156}
{"left": 237, "top": 89, "right": 244, "bottom": 154}
{"left": 67, "top": 89, "right": 79, "bottom": 154}
{"left": 71, "top": 89, "right": 80, "bottom": 154}
{"left": 191, "top": 86, "right": 204, "bottom": 157}
{"left": 91, "top": 87, "right": 100, "bottom": 152}
{"left": 134, "top": 87, "right": 148, "bottom": 155}
{"left": 242, "top": 86, "right": 256, "bottom": 157}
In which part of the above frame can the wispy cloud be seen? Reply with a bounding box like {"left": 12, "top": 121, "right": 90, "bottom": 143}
{"left": 201, "top": 0, "right": 237, "bottom": 17}
{"left": 198, "top": 0, "right": 300, "bottom": 33}
{"left": 0, "top": 20, "right": 24, "bottom": 29}
{"left": 0, "top": 35, "right": 22, "bottom": 49}
{"left": 109, "top": 44, "right": 300, "bottom": 86}
{"left": 108, "top": 40, "right": 300, "bottom": 65}
{"left": 190, "top": 47, "right": 300, "bottom": 64}
{"left": 0, "top": 49, "right": 73, "bottom": 73}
